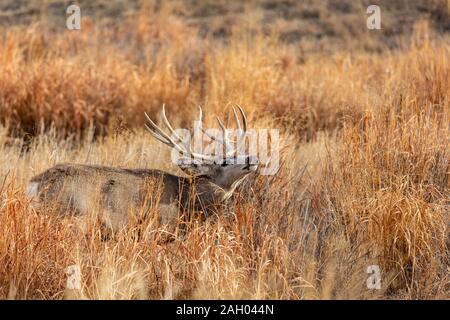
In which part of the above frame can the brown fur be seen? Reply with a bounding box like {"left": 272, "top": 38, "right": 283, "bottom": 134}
{"left": 28, "top": 162, "right": 251, "bottom": 233}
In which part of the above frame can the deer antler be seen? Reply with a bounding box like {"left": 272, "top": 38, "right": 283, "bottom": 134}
{"left": 201, "top": 104, "right": 247, "bottom": 157}
{"left": 145, "top": 105, "right": 248, "bottom": 161}
{"left": 145, "top": 105, "right": 216, "bottom": 161}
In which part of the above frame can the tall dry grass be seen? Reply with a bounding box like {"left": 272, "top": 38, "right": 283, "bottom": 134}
{"left": 0, "top": 5, "right": 448, "bottom": 299}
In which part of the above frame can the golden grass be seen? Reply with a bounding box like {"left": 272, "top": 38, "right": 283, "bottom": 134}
{"left": 0, "top": 6, "right": 448, "bottom": 299}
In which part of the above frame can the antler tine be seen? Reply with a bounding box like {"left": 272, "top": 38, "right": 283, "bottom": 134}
{"left": 191, "top": 107, "right": 234, "bottom": 157}
{"left": 223, "top": 105, "right": 248, "bottom": 158}
{"left": 201, "top": 128, "right": 224, "bottom": 144}
{"left": 145, "top": 112, "right": 174, "bottom": 144}
{"left": 216, "top": 106, "right": 241, "bottom": 158}
{"left": 144, "top": 123, "right": 170, "bottom": 145}
{"left": 232, "top": 106, "right": 241, "bottom": 132}
{"left": 187, "top": 106, "right": 220, "bottom": 161}
{"left": 145, "top": 112, "right": 190, "bottom": 155}
{"left": 215, "top": 116, "right": 227, "bottom": 134}
{"left": 196, "top": 105, "right": 249, "bottom": 158}
{"left": 197, "top": 105, "right": 203, "bottom": 123}
{"left": 190, "top": 106, "right": 223, "bottom": 161}
{"left": 161, "top": 104, "right": 184, "bottom": 143}
{"left": 235, "top": 104, "right": 247, "bottom": 132}
{"left": 199, "top": 114, "right": 228, "bottom": 146}
{"left": 145, "top": 108, "right": 217, "bottom": 162}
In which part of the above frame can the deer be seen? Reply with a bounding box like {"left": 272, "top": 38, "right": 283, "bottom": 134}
{"left": 26, "top": 105, "right": 259, "bottom": 235}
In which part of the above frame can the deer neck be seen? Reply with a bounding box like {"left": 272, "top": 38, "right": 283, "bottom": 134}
{"left": 179, "top": 176, "right": 227, "bottom": 213}
{"left": 178, "top": 175, "right": 245, "bottom": 219}
{"left": 191, "top": 175, "right": 247, "bottom": 203}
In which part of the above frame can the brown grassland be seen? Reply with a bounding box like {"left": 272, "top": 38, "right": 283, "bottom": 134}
{"left": 0, "top": 1, "right": 448, "bottom": 299}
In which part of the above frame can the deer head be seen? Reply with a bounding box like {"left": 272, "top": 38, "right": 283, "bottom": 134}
{"left": 144, "top": 105, "right": 259, "bottom": 194}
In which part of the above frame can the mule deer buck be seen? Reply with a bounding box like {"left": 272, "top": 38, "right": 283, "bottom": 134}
{"left": 26, "top": 106, "right": 259, "bottom": 234}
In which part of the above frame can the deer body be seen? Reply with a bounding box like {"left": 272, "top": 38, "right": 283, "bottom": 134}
{"left": 26, "top": 106, "right": 258, "bottom": 232}
{"left": 27, "top": 163, "right": 245, "bottom": 231}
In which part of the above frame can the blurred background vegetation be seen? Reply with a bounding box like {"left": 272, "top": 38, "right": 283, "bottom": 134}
{"left": 1, "top": 0, "right": 449, "bottom": 52}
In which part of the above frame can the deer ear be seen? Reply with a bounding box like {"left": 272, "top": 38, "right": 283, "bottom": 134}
{"left": 177, "top": 157, "right": 212, "bottom": 177}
